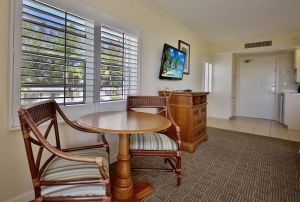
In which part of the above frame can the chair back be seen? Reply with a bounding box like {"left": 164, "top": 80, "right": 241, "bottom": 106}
{"left": 126, "top": 96, "right": 169, "bottom": 118}
{"left": 126, "top": 96, "right": 180, "bottom": 141}
{"left": 18, "top": 100, "right": 64, "bottom": 182}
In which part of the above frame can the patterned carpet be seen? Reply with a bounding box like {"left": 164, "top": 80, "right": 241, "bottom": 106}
{"left": 111, "top": 127, "right": 300, "bottom": 202}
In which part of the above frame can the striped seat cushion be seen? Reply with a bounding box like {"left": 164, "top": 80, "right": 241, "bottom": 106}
{"left": 130, "top": 132, "right": 178, "bottom": 151}
{"left": 40, "top": 148, "right": 109, "bottom": 197}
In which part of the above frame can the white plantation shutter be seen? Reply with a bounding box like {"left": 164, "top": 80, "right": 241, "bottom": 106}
{"left": 21, "top": 0, "right": 94, "bottom": 106}
{"left": 100, "top": 25, "right": 138, "bottom": 102}
{"left": 10, "top": 0, "right": 140, "bottom": 129}
{"left": 203, "top": 58, "right": 212, "bottom": 92}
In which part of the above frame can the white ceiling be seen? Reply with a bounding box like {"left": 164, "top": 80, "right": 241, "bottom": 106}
{"left": 142, "top": 0, "right": 300, "bottom": 45}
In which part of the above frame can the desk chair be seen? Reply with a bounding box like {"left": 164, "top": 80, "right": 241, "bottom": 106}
{"left": 127, "top": 96, "right": 182, "bottom": 186}
{"left": 18, "top": 100, "right": 111, "bottom": 201}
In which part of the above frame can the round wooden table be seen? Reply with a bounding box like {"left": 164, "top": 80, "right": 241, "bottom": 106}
{"left": 77, "top": 111, "right": 171, "bottom": 201}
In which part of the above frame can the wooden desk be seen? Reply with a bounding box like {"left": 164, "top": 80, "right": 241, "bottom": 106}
{"left": 77, "top": 111, "right": 171, "bottom": 201}
{"left": 159, "top": 91, "right": 209, "bottom": 152}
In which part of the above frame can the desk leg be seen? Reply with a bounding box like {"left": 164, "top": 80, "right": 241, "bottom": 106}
{"left": 112, "top": 133, "right": 154, "bottom": 201}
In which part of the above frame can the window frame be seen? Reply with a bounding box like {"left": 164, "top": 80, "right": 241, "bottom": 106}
{"left": 9, "top": 0, "right": 140, "bottom": 130}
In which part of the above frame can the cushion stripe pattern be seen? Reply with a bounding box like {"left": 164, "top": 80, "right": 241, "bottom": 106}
{"left": 130, "top": 132, "right": 177, "bottom": 150}
{"left": 40, "top": 148, "right": 109, "bottom": 197}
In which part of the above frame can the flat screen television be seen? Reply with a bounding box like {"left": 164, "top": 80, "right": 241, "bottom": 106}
{"left": 159, "top": 43, "right": 186, "bottom": 80}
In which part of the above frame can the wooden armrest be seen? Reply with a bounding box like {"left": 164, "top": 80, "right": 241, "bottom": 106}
{"left": 62, "top": 144, "right": 108, "bottom": 152}
{"left": 169, "top": 117, "right": 180, "bottom": 132}
{"left": 60, "top": 150, "right": 101, "bottom": 164}
{"left": 28, "top": 120, "right": 105, "bottom": 165}
{"left": 71, "top": 121, "right": 100, "bottom": 134}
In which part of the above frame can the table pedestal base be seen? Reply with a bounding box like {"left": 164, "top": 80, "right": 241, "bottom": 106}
{"left": 112, "top": 182, "right": 154, "bottom": 202}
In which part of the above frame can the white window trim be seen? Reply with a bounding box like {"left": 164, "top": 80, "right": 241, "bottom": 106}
{"left": 9, "top": 0, "right": 140, "bottom": 130}
{"left": 202, "top": 57, "right": 212, "bottom": 97}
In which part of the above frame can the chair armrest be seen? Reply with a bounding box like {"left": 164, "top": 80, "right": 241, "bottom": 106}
{"left": 26, "top": 117, "right": 110, "bottom": 181}
{"left": 52, "top": 101, "right": 99, "bottom": 134}
{"left": 168, "top": 115, "right": 180, "bottom": 132}
{"left": 62, "top": 144, "right": 108, "bottom": 152}
{"left": 166, "top": 103, "right": 180, "bottom": 132}
{"left": 53, "top": 102, "right": 109, "bottom": 149}
{"left": 71, "top": 121, "right": 100, "bottom": 134}
{"left": 166, "top": 106, "right": 181, "bottom": 141}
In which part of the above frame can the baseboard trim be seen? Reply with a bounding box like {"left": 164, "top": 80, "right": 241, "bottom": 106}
{"left": 3, "top": 190, "right": 33, "bottom": 202}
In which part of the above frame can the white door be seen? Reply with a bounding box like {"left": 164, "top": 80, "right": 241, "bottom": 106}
{"left": 241, "top": 58, "right": 276, "bottom": 120}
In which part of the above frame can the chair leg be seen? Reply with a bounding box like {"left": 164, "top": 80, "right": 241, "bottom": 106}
{"left": 176, "top": 156, "right": 182, "bottom": 186}
{"left": 177, "top": 173, "right": 181, "bottom": 186}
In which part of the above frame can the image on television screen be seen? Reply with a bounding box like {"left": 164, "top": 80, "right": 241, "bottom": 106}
{"left": 159, "top": 44, "right": 186, "bottom": 80}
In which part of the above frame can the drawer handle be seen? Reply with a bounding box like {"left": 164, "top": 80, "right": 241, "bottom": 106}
{"left": 197, "top": 120, "right": 202, "bottom": 124}
{"left": 198, "top": 130, "right": 202, "bottom": 134}
{"left": 194, "top": 110, "right": 199, "bottom": 114}
{"left": 201, "top": 108, "right": 206, "bottom": 113}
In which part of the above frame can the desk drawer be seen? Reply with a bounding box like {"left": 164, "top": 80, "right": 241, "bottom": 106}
{"left": 192, "top": 125, "right": 206, "bottom": 140}
{"left": 192, "top": 116, "right": 206, "bottom": 128}
{"left": 192, "top": 106, "right": 206, "bottom": 118}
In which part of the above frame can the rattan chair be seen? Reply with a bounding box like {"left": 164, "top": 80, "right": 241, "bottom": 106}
{"left": 127, "top": 96, "right": 182, "bottom": 186}
{"left": 18, "top": 100, "right": 111, "bottom": 202}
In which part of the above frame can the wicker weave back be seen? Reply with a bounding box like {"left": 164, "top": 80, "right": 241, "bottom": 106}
{"left": 127, "top": 96, "right": 169, "bottom": 117}
{"left": 25, "top": 100, "right": 56, "bottom": 126}
{"left": 128, "top": 96, "right": 167, "bottom": 107}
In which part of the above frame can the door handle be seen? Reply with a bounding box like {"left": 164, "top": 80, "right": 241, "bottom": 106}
{"left": 270, "top": 85, "right": 275, "bottom": 95}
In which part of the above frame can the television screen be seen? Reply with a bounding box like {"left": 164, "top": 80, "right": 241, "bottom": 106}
{"left": 159, "top": 43, "right": 186, "bottom": 80}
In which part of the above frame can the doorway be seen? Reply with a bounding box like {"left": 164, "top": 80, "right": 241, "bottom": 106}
{"left": 241, "top": 57, "right": 276, "bottom": 120}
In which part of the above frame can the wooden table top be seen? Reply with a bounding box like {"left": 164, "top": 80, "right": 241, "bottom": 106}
{"left": 77, "top": 111, "right": 171, "bottom": 134}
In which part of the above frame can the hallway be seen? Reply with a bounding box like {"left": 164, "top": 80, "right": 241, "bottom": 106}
{"left": 207, "top": 116, "right": 300, "bottom": 142}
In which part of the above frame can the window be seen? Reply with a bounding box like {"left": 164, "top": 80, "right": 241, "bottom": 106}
{"left": 203, "top": 57, "right": 212, "bottom": 92}
{"left": 10, "top": 0, "right": 140, "bottom": 129}
{"left": 100, "top": 25, "right": 138, "bottom": 102}
{"left": 21, "top": 0, "right": 94, "bottom": 106}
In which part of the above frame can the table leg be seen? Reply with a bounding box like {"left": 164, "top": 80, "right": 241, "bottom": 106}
{"left": 112, "top": 133, "right": 154, "bottom": 201}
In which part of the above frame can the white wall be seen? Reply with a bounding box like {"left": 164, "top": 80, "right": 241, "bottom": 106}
{"left": 1, "top": 0, "right": 210, "bottom": 201}
{"left": 209, "top": 34, "right": 300, "bottom": 55}
{"left": 210, "top": 53, "right": 233, "bottom": 119}
{"left": 278, "top": 53, "right": 298, "bottom": 93}
{"left": 80, "top": 0, "right": 210, "bottom": 94}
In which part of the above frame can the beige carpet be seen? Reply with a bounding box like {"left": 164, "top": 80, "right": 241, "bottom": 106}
{"left": 110, "top": 127, "right": 300, "bottom": 202}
